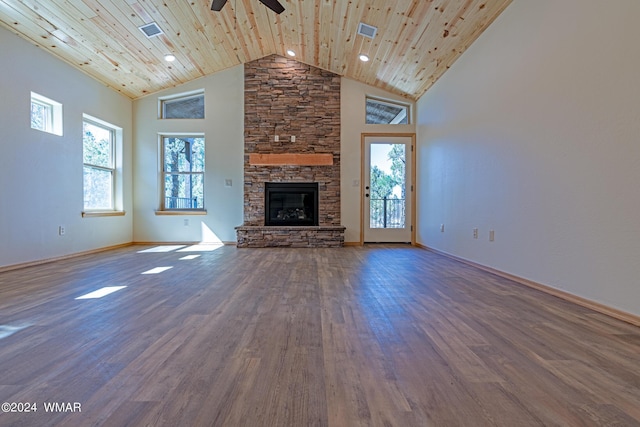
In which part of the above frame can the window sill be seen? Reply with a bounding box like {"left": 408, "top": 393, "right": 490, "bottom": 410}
{"left": 82, "top": 211, "right": 126, "bottom": 218}
{"left": 155, "top": 210, "right": 207, "bottom": 216}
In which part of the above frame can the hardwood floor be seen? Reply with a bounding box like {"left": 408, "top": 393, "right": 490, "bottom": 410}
{"left": 0, "top": 244, "right": 639, "bottom": 426}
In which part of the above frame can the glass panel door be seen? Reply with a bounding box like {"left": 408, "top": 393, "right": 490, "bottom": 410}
{"left": 363, "top": 136, "right": 412, "bottom": 243}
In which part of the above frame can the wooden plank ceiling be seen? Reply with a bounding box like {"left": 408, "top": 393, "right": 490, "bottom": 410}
{"left": 0, "top": 0, "right": 511, "bottom": 100}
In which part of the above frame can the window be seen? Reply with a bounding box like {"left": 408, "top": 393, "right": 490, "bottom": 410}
{"left": 31, "top": 92, "right": 63, "bottom": 135}
{"left": 366, "top": 97, "right": 410, "bottom": 125}
{"left": 161, "top": 136, "right": 205, "bottom": 210}
{"left": 83, "top": 118, "right": 116, "bottom": 210}
{"left": 159, "top": 90, "right": 205, "bottom": 119}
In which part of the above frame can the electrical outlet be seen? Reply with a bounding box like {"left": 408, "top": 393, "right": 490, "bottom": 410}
{"left": 274, "top": 135, "right": 279, "bottom": 142}
{"left": 291, "top": 135, "right": 296, "bottom": 142}
{"left": 440, "top": 224, "right": 445, "bottom": 232}
{"left": 184, "top": 219, "right": 189, "bottom": 227}
{"left": 473, "top": 228, "right": 478, "bottom": 239}
{"left": 58, "top": 226, "right": 65, "bottom": 236}
{"left": 489, "top": 230, "right": 495, "bottom": 242}
{"left": 224, "top": 179, "right": 232, "bottom": 187}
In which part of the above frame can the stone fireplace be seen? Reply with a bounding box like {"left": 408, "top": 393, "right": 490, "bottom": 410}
{"left": 235, "top": 54, "right": 345, "bottom": 247}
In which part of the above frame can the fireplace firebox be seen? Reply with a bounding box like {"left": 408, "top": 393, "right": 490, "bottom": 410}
{"left": 265, "top": 182, "right": 319, "bottom": 226}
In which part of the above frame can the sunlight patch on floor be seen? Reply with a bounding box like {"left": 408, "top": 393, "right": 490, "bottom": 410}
{"left": 137, "top": 245, "right": 187, "bottom": 253}
{"left": 177, "top": 244, "right": 223, "bottom": 252}
{"left": 0, "top": 323, "right": 31, "bottom": 340}
{"left": 141, "top": 266, "right": 173, "bottom": 274}
{"left": 75, "top": 286, "right": 127, "bottom": 300}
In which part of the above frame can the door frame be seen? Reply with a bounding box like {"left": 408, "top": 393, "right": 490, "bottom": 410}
{"left": 360, "top": 133, "right": 416, "bottom": 245}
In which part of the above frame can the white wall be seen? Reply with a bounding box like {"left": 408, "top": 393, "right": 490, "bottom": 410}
{"left": 132, "top": 66, "right": 244, "bottom": 244}
{"left": 416, "top": 0, "right": 640, "bottom": 316}
{"left": 0, "top": 28, "right": 133, "bottom": 268}
{"left": 341, "top": 78, "right": 416, "bottom": 243}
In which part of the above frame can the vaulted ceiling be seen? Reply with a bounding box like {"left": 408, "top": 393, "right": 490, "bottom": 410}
{"left": 0, "top": 0, "right": 511, "bottom": 100}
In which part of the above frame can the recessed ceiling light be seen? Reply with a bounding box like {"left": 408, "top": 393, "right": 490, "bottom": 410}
{"left": 286, "top": 49, "right": 296, "bottom": 57}
{"left": 359, "top": 54, "right": 370, "bottom": 62}
{"left": 164, "top": 54, "right": 176, "bottom": 62}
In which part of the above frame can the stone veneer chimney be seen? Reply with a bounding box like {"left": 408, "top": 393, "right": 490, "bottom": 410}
{"left": 242, "top": 54, "right": 341, "bottom": 227}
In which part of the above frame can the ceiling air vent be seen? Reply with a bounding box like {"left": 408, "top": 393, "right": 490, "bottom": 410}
{"left": 139, "top": 22, "right": 163, "bottom": 38}
{"left": 357, "top": 22, "right": 377, "bottom": 39}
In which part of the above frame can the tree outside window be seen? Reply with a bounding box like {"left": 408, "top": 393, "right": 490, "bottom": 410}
{"left": 31, "top": 92, "right": 63, "bottom": 136}
{"left": 162, "top": 136, "right": 205, "bottom": 210}
{"left": 83, "top": 120, "right": 115, "bottom": 210}
{"left": 370, "top": 144, "right": 406, "bottom": 228}
{"left": 31, "top": 100, "right": 51, "bottom": 131}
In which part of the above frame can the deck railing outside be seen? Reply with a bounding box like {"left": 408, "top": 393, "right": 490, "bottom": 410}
{"left": 370, "top": 198, "right": 405, "bottom": 228}
{"left": 165, "top": 196, "right": 199, "bottom": 209}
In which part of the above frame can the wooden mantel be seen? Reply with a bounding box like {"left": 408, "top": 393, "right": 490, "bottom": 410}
{"left": 249, "top": 153, "right": 333, "bottom": 166}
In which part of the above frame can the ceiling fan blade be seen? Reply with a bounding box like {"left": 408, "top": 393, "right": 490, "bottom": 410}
{"left": 211, "top": 0, "right": 228, "bottom": 11}
{"left": 258, "top": 0, "right": 285, "bottom": 14}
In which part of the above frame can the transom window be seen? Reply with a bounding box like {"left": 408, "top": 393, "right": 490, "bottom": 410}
{"left": 159, "top": 90, "right": 205, "bottom": 119}
{"left": 161, "top": 136, "right": 205, "bottom": 210}
{"left": 83, "top": 118, "right": 116, "bottom": 210}
{"left": 366, "top": 97, "right": 410, "bottom": 124}
{"left": 31, "top": 92, "right": 63, "bottom": 135}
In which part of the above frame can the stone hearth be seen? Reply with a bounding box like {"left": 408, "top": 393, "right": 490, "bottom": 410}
{"left": 236, "top": 225, "right": 345, "bottom": 248}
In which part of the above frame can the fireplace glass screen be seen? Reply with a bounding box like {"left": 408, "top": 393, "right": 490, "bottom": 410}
{"left": 265, "top": 182, "right": 319, "bottom": 226}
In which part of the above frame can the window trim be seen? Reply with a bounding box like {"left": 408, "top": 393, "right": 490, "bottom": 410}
{"left": 31, "top": 92, "right": 63, "bottom": 135}
{"left": 158, "top": 89, "right": 205, "bottom": 119}
{"left": 159, "top": 133, "right": 206, "bottom": 213}
{"left": 82, "top": 211, "right": 126, "bottom": 218}
{"left": 365, "top": 96, "right": 411, "bottom": 125}
{"left": 82, "top": 115, "right": 123, "bottom": 215}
